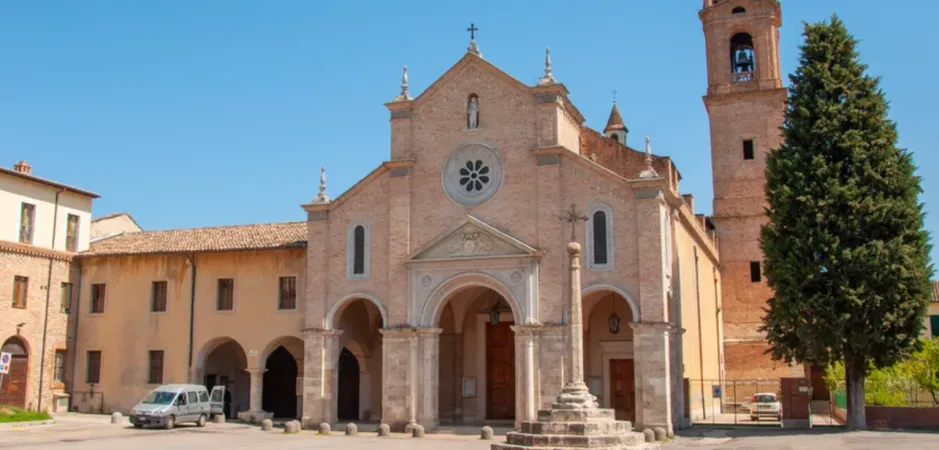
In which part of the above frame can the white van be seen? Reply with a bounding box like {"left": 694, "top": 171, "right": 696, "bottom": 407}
{"left": 129, "top": 384, "right": 214, "bottom": 429}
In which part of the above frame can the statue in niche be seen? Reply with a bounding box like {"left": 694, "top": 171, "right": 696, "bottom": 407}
{"left": 467, "top": 95, "right": 479, "bottom": 129}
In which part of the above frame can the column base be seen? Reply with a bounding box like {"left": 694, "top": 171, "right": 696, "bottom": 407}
{"left": 493, "top": 406, "right": 659, "bottom": 450}
{"left": 237, "top": 410, "right": 273, "bottom": 424}
{"left": 552, "top": 381, "right": 599, "bottom": 410}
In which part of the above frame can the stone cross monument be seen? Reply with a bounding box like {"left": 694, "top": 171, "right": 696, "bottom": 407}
{"left": 491, "top": 203, "right": 658, "bottom": 450}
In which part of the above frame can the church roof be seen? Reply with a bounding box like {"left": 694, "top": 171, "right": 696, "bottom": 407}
{"left": 604, "top": 102, "right": 627, "bottom": 134}
{"left": 82, "top": 221, "right": 307, "bottom": 257}
{"left": 0, "top": 164, "right": 100, "bottom": 198}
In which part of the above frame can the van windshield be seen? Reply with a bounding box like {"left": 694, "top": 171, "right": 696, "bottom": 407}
{"left": 142, "top": 391, "right": 177, "bottom": 405}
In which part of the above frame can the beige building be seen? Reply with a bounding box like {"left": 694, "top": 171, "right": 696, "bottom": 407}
{"left": 0, "top": 160, "right": 98, "bottom": 412}
{"left": 71, "top": 27, "right": 731, "bottom": 434}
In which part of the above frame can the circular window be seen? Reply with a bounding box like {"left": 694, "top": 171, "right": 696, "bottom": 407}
{"left": 442, "top": 143, "right": 503, "bottom": 206}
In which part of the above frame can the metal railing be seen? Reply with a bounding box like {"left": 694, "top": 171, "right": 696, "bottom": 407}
{"left": 687, "top": 379, "right": 782, "bottom": 425}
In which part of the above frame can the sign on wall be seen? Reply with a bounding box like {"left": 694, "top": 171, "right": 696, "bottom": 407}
{"left": 0, "top": 352, "right": 11, "bottom": 374}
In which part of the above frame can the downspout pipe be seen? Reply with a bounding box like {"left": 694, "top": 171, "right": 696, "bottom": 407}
{"left": 186, "top": 254, "right": 197, "bottom": 378}
{"left": 68, "top": 259, "right": 83, "bottom": 406}
{"left": 38, "top": 188, "right": 64, "bottom": 411}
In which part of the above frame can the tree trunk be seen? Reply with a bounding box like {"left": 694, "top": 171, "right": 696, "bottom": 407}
{"left": 845, "top": 361, "right": 867, "bottom": 430}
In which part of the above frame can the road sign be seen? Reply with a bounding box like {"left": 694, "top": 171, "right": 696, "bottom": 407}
{"left": 712, "top": 385, "right": 723, "bottom": 398}
{"left": 0, "top": 352, "right": 11, "bottom": 374}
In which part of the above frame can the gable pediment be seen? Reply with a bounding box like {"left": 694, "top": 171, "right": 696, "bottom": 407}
{"left": 409, "top": 216, "right": 538, "bottom": 262}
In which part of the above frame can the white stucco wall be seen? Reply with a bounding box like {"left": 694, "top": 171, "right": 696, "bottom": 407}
{"left": 0, "top": 173, "right": 94, "bottom": 252}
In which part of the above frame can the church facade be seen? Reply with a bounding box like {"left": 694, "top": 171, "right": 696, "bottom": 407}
{"left": 69, "top": 0, "right": 797, "bottom": 435}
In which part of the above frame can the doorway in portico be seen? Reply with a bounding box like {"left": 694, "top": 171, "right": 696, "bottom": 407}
{"left": 437, "top": 286, "right": 517, "bottom": 423}
{"left": 333, "top": 298, "right": 383, "bottom": 421}
{"left": 583, "top": 288, "right": 636, "bottom": 423}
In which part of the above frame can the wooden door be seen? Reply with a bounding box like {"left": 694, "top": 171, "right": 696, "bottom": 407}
{"left": 487, "top": 321, "right": 515, "bottom": 420}
{"left": 610, "top": 359, "right": 635, "bottom": 422}
{"left": 0, "top": 356, "right": 29, "bottom": 408}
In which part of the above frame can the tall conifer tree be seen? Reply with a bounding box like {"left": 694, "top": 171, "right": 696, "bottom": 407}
{"left": 761, "top": 15, "right": 932, "bottom": 430}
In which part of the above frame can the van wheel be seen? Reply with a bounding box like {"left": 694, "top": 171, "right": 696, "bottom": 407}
{"left": 197, "top": 414, "right": 207, "bottom": 428}
{"left": 164, "top": 415, "right": 175, "bottom": 430}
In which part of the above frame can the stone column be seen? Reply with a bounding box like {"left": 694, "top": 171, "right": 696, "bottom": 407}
{"left": 380, "top": 328, "right": 414, "bottom": 431}
{"left": 247, "top": 368, "right": 265, "bottom": 412}
{"left": 631, "top": 322, "right": 673, "bottom": 434}
{"left": 512, "top": 325, "right": 538, "bottom": 424}
{"left": 554, "top": 242, "right": 598, "bottom": 408}
{"left": 301, "top": 328, "right": 342, "bottom": 427}
{"left": 418, "top": 328, "right": 442, "bottom": 429}
{"left": 536, "top": 325, "right": 566, "bottom": 411}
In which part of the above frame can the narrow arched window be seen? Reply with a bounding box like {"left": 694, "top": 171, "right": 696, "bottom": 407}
{"left": 353, "top": 226, "right": 365, "bottom": 275}
{"left": 730, "top": 33, "right": 755, "bottom": 82}
{"left": 347, "top": 222, "right": 370, "bottom": 280}
{"left": 732, "top": 7, "right": 746, "bottom": 14}
{"left": 593, "top": 211, "right": 608, "bottom": 265}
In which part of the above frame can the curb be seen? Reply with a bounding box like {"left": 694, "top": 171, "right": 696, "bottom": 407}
{"left": 0, "top": 419, "right": 55, "bottom": 429}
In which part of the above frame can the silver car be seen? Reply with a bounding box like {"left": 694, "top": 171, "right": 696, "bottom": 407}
{"left": 129, "top": 384, "right": 212, "bottom": 429}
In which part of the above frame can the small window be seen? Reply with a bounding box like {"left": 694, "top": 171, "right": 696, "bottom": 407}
{"left": 611, "top": 134, "right": 619, "bottom": 143}
{"left": 930, "top": 315, "right": 939, "bottom": 337}
{"left": 54, "top": 350, "right": 67, "bottom": 383}
{"left": 592, "top": 211, "right": 608, "bottom": 265}
{"left": 90, "top": 283, "right": 106, "bottom": 314}
{"left": 148, "top": 350, "right": 164, "bottom": 384}
{"left": 743, "top": 140, "right": 755, "bottom": 160}
{"left": 86, "top": 350, "right": 102, "bottom": 383}
{"left": 187, "top": 391, "right": 198, "bottom": 403}
{"left": 732, "top": 6, "right": 746, "bottom": 14}
{"left": 199, "top": 391, "right": 210, "bottom": 403}
{"left": 12, "top": 276, "right": 28, "bottom": 309}
{"left": 217, "top": 278, "right": 234, "bottom": 311}
{"left": 61, "top": 282, "right": 73, "bottom": 313}
{"left": 278, "top": 276, "right": 297, "bottom": 310}
{"left": 750, "top": 261, "right": 762, "bottom": 282}
{"left": 151, "top": 281, "right": 168, "bottom": 312}
{"left": 19, "top": 203, "right": 35, "bottom": 244}
{"left": 353, "top": 226, "right": 366, "bottom": 275}
{"left": 66, "top": 214, "right": 80, "bottom": 251}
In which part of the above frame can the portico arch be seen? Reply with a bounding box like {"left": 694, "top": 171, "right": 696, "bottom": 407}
{"left": 260, "top": 336, "right": 303, "bottom": 419}
{"left": 194, "top": 337, "right": 249, "bottom": 419}
{"left": 582, "top": 283, "right": 640, "bottom": 322}
{"left": 421, "top": 271, "right": 524, "bottom": 327}
{"left": 326, "top": 291, "right": 389, "bottom": 330}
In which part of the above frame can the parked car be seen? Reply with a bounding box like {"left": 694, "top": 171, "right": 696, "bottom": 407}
{"left": 129, "top": 384, "right": 216, "bottom": 429}
{"left": 749, "top": 392, "right": 782, "bottom": 421}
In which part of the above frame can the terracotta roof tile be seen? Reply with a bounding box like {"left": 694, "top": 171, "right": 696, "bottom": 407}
{"left": 932, "top": 280, "right": 939, "bottom": 303}
{"left": 0, "top": 166, "right": 100, "bottom": 198}
{"left": 82, "top": 221, "right": 307, "bottom": 257}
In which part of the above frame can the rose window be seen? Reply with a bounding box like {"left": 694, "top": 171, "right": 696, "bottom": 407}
{"left": 459, "top": 160, "right": 490, "bottom": 192}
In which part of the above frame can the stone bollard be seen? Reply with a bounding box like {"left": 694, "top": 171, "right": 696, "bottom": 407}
{"left": 214, "top": 414, "right": 226, "bottom": 424}
{"left": 643, "top": 428, "right": 655, "bottom": 443}
{"left": 110, "top": 412, "right": 123, "bottom": 424}
{"left": 378, "top": 423, "right": 391, "bottom": 437}
{"left": 318, "top": 422, "right": 331, "bottom": 435}
{"left": 653, "top": 427, "right": 667, "bottom": 442}
{"left": 412, "top": 424, "right": 425, "bottom": 438}
{"left": 284, "top": 421, "right": 300, "bottom": 434}
{"left": 480, "top": 426, "right": 494, "bottom": 440}
{"left": 260, "top": 419, "right": 273, "bottom": 431}
{"left": 345, "top": 423, "right": 358, "bottom": 436}
{"left": 405, "top": 422, "right": 415, "bottom": 434}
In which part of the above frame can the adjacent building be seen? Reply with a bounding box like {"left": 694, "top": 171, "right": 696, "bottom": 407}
{"left": 0, "top": 160, "right": 98, "bottom": 412}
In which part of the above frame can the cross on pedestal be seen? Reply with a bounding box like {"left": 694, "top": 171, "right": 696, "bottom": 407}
{"left": 561, "top": 202, "right": 588, "bottom": 242}
{"left": 467, "top": 23, "right": 478, "bottom": 40}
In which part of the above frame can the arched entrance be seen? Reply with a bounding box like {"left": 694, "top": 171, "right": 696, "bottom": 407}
{"left": 436, "top": 286, "right": 518, "bottom": 423}
{"left": 197, "top": 338, "right": 248, "bottom": 419}
{"left": 0, "top": 336, "right": 28, "bottom": 408}
{"left": 263, "top": 347, "right": 297, "bottom": 418}
{"left": 583, "top": 289, "right": 637, "bottom": 422}
{"left": 334, "top": 297, "right": 384, "bottom": 421}
{"left": 337, "top": 348, "right": 360, "bottom": 421}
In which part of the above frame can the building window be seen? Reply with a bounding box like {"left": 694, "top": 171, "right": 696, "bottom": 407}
{"left": 750, "top": 261, "right": 762, "bottom": 282}
{"left": 459, "top": 160, "right": 492, "bottom": 193}
{"left": 151, "top": 281, "right": 168, "bottom": 313}
{"left": 61, "top": 282, "right": 73, "bottom": 313}
{"left": 12, "top": 276, "right": 28, "bottom": 309}
{"left": 743, "top": 140, "right": 755, "bottom": 160}
{"left": 148, "top": 350, "right": 164, "bottom": 384}
{"left": 65, "top": 214, "right": 80, "bottom": 251}
{"left": 19, "top": 202, "right": 35, "bottom": 244}
{"left": 54, "top": 350, "right": 67, "bottom": 383}
{"left": 732, "top": 6, "right": 746, "bottom": 14}
{"left": 731, "top": 33, "right": 756, "bottom": 82}
{"left": 90, "top": 283, "right": 106, "bottom": 314}
{"left": 278, "top": 276, "right": 297, "bottom": 310}
{"left": 217, "top": 278, "right": 234, "bottom": 311}
{"left": 86, "top": 351, "right": 101, "bottom": 384}
{"left": 347, "top": 223, "right": 370, "bottom": 280}
{"left": 664, "top": 214, "right": 672, "bottom": 274}
{"left": 586, "top": 204, "right": 615, "bottom": 270}
{"left": 930, "top": 315, "right": 939, "bottom": 337}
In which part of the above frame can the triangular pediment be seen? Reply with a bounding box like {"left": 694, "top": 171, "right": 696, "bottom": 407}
{"left": 409, "top": 216, "right": 538, "bottom": 262}
{"left": 412, "top": 52, "right": 533, "bottom": 105}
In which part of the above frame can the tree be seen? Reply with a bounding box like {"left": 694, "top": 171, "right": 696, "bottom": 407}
{"left": 760, "top": 15, "right": 933, "bottom": 430}
{"left": 904, "top": 337, "right": 939, "bottom": 405}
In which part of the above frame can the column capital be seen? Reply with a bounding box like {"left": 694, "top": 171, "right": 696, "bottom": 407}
{"left": 511, "top": 324, "right": 557, "bottom": 336}
{"left": 628, "top": 321, "right": 674, "bottom": 334}
{"left": 302, "top": 327, "right": 344, "bottom": 337}
{"left": 245, "top": 368, "right": 267, "bottom": 376}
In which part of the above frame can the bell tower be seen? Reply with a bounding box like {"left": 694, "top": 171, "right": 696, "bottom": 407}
{"left": 701, "top": 0, "right": 801, "bottom": 378}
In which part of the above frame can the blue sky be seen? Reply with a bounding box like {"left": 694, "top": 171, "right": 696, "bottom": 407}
{"left": 2, "top": 1, "right": 937, "bottom": 266}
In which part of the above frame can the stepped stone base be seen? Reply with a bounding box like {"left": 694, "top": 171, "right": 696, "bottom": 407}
{"left": 491, "top": 407, "right": 658, "bottom": 450}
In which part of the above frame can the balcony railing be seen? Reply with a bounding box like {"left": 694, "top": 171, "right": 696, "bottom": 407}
{"left": 733, "top": 71, "right": 755, "bottom": 84}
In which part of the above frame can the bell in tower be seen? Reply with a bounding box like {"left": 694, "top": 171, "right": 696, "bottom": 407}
{"left": 731, "top": 33, "right": 755, "bottom": 74}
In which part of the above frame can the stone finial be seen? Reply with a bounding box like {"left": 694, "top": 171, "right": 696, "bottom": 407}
{"left": 393, "top": 65, "right": 413, "bottom": 102}
{"left": 13, "top": 160, "right": 31, "bottom": 175}
{"left": 311, "top": 165, "right": 331, "bottom": 204}
{"left": 260, "top": 418, "right": 273, "bottom": 431}
{"left": 639, "top": 136, "right": 659, "bottom": 179}
{"left": 537, "top": 47, "right": 557, "bottom": 86}
{"left": 378, "top": 423, "right": 391, "bottom": 437}
{"left": 345, "top": 423, "right": 358, "bottom": 436}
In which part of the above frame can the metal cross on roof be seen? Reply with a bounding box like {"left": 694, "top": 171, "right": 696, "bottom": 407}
{"left": 467, "top": 23, "right": 478, "bottom": 40}
{"left": 560, "top": 202, "right": 588, "bottom": 242}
